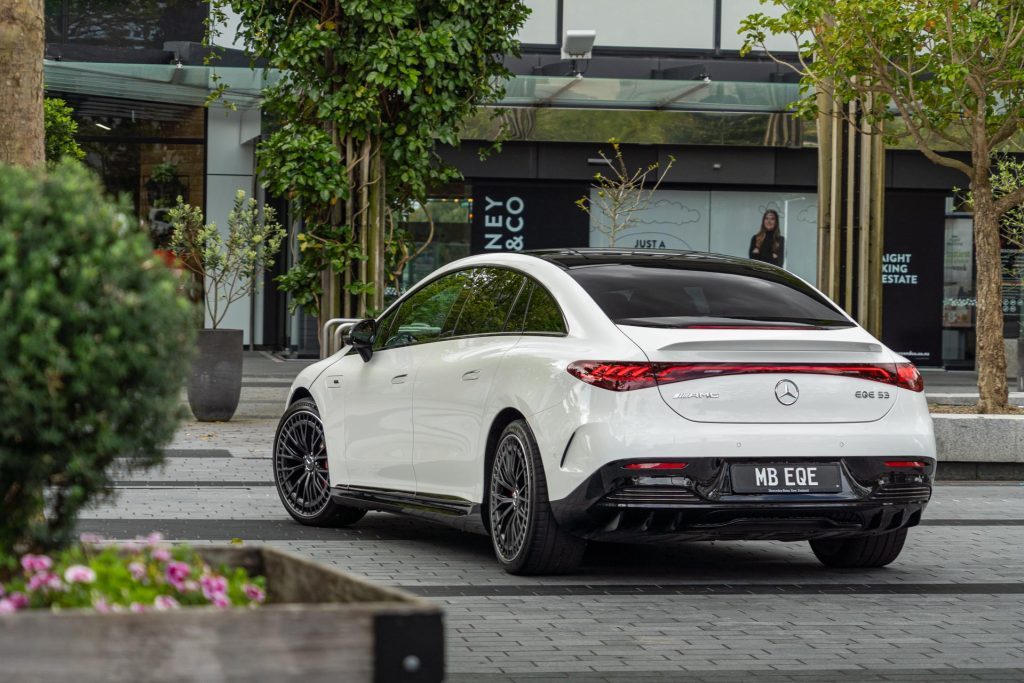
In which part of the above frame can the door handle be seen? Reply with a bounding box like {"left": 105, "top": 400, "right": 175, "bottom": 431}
{"left": 391, "top": 374, "right": 408, "bottom": 384}
{"left": 462, "top": 370, "right": 481, "bottom": 381}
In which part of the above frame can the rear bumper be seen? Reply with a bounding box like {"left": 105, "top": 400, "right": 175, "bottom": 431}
{"left": 549, "top": 456, "right": 934, "bottom": 543}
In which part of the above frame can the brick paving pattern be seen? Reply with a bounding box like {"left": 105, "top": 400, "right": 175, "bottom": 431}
{"left": 77, "top": 354, "right": 1024, "bottom": 680}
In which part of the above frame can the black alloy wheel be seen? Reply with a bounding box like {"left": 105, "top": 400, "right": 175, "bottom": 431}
{"left": 273, "top": 399, "right": 365, "bottom": 527}
{"left": 490, "top": 432, "right": 532, "bottom": 562}
{"left": 487, "top": 419, "right": 586, "bottom": 575}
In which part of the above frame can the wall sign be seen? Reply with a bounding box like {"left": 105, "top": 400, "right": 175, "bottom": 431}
{"left": 471, "top": 184, "right": 589, "bottom": 254}
{"left": 881, "top": 193, "right": 945, "bottom": 367}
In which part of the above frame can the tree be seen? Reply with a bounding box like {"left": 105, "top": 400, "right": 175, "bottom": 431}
{"left": 742, "top": 0, "right": 1024, "bottom": 412}
{"left": 43, "top": 98, "right": 86, "bottom": 164}
{"left": 576, "top": 139, "right": 675, "bottom": 247}
{"left": 211, "top": 0, "right": 530, "bottom": 335}
{"left": 0, "top": 0, "right": 45, "bottom": 167}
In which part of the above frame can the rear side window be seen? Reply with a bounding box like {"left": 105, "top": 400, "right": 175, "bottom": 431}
{"left": 569, "top": 264, "right": 853, "bottom": 328}
{"left": 453, "top": 267, "right": 526, "bottom": 336}
{"left": 506, "top": 279, "right": 568, "bottom": 335}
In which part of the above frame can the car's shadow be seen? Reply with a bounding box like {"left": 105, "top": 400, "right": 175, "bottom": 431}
{"left": 325, "top": 513, "right": 920, "bottom": 582}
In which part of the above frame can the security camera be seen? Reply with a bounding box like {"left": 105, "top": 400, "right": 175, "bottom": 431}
{"left": 561, "top": 29, "right": 596, "bottom": 60}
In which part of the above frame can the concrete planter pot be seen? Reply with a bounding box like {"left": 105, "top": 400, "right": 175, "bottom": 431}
{"left": 188, "top": 328, "right": 243, "bottom": 422}
{"left": 0, "top": 546, "right": 444, "bottom": 683}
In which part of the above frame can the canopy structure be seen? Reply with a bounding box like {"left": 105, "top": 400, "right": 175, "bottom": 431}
{"left": 45, "top": 61, "right": 801, "bottom": 114}
{"left": 501, "top": 75, "right": 800, "bottom": 113}
{"left": 44, "top": 61, "right": 276, "bottom": 110}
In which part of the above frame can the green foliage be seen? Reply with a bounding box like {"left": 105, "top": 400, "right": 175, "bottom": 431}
{"left": 210, "top": 0, "right": 530, "bottom": 315}
{"left": 984, "top": 156, "right": 1024, "bottom": 251}
{"left": 150, "top": 161, "right": 179, "bottom": 185}
{"left": 740, "top": 0, "right": 1024, "bottom": 159}
{"left": 1, "top": 538, "right": 266, "bottom": 611}
{"left": 43, "top": 98, "right": 85, "bottom": 164}
{"left": 576, "top": 139, "right": 676, "bottom": 247}
{"left": 0, "top": 162, "right": 194, "bottom": 553}
{"left": 168, "top": 191, "right": 286, "bottom": 328}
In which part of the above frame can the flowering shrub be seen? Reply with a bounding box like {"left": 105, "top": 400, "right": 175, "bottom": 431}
{"left": 0, "top": 535, "right": 265, "bottom": 613}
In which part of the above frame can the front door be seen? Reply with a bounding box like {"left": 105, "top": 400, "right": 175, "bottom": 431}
{"left": 412, "top": 267, "right": 526, "bottom": 499}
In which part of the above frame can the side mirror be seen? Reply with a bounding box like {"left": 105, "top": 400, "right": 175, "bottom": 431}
{"left": 349, "top": 318, "right": 376, "bottom": 362}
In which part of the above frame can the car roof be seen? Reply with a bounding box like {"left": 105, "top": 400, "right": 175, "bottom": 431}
{"left": 522, "top": 248, "right": 780, "bottom": 274}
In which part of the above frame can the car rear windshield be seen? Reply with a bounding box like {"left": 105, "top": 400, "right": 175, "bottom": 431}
{"left": 567, "top": 263, "right": 854, "bottom": 328}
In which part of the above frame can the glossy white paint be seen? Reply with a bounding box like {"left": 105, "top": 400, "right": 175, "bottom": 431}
{"left": 284, "top": 252, "right": 936, "bottom": 508}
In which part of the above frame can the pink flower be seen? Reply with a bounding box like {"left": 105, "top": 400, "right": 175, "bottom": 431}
{"left": 129, "top": 602, "right": 146, "bottom": 613}
{"left": 165, "top": 561, "right": 190, "bottom": 589}
{"left": 243, "top": 584, "right": 265, "bottom": 603}
{"left": 79, "top": 533, "right": 103, "bottom": 545}
{"left": 7, "top": 593, "right": 28, "bottom": 610}
{"left": 146, "top": 532, "right": 164, "bottom": 546}
{"left": 200, "top": 574, "right": 228, "bottom": 601}
{"left": 152, "top": 548, "right": 171, "bottom": 563}
{"left": 211, "top": 593, "right": 231, "bottom": 609}
{"left": 129, "top": 562, "right": 147, "bottom": 581}
{"left": 0, "top": 599, "right": 16, "bottom": 613}
{"left": 28, "top": 572, "right": 60, "bottom": 592}
{"left": 154, "top": 595, "right": 180, "bottom": 611}
{"left": 20, "top": 554, "right": 52, "bottom": 574}
{"left": 64, "top": 565, "right": 96, "bottom": 584}
{"left": 92, "top": 598, "right": 112, "bottom": 613}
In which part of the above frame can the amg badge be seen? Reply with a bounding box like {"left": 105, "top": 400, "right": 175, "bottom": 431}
{"left": 672, "top": 392, "right": 720, "bottom": 399}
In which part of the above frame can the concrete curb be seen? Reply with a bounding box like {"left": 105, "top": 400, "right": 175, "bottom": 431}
{"left": 933, "top": 414, "right": 1024, "bottom": 464}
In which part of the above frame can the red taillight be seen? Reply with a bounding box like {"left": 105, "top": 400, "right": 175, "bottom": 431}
{"left": 568, "top": 360, "right": 925, "bottom": 392}
{"left": 885, "top": 460, "right": 928, "bottom": 468}
{"left": 623, "top": 462, "right": 688, "bottom": 470}
{"left": 566, "top": 361, "right": 657, "bottom": 391}
{"left": 895, "top": 363, "right": 924, "bottom": 392}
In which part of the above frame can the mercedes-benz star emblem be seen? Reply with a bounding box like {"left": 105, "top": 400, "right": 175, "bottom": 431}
{"left": 775, "top": 379, "right": 800, "bottom": 406}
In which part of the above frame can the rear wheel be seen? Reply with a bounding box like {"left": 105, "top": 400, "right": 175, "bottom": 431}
{"left": 810, "top": 529, "right": 907, "bottom": 568}
{"left": 273, "top": 399, "right": 365, "bottom": 527}
{"left": 488, "top": 419, "right": 586, "bottom": 575}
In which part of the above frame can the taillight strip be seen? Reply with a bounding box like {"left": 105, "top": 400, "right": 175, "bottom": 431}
{"left": 567, "top": 361, "right": 924, "bottom": 392}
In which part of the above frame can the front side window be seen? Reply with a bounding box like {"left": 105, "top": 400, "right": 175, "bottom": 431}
{"left": 569, "top": 263, "right": 853, "bottom": 328}
{"left": 376, "top": 270, "right": 471, "bottom": 349}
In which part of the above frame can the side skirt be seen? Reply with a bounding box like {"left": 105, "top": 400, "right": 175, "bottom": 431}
{"left": 331, "top": 485, "right": 487, "bottom": 535}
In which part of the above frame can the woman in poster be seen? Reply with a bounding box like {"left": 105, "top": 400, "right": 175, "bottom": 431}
{"left": 748, "top": 209, "right": 785, "bottom": 267}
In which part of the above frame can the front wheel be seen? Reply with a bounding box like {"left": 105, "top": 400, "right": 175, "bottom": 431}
{"left": 488, "top": 419, "right": 586, "bottom": 575}
{"left": 273, "top": 399, "right": 366, "bottom": 527}
{"left": 810, "top": 528, "right": 908, "bottom": 568}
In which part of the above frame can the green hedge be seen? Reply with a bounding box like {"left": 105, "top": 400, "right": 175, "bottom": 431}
{"left": 0, "top": 162, "right": 194, "bottom": 553}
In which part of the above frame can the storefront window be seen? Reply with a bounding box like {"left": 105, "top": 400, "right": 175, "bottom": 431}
{"left": 395, "top": 193, "right": 472, "bottom": 299}
{"left": 54, "top": 93, "right": 205, "bottom": 251}
{"left": 587, "top": 189, "right": 818, "bottom": 284}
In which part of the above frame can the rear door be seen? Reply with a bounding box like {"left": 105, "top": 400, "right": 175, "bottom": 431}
{"left": 570, "top": 261, "right": 899, "bottom": 423}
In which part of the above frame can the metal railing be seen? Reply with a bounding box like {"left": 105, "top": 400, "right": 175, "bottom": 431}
{"left": 321, "top": 318, "right": 362, "bottom": 358}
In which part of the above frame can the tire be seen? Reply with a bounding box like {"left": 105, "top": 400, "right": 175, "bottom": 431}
{"left": 273, "top": 399, "right": 366, "bottom": 527}
{"left": 487, "top": 419, "right": 586, "bottom": 575}
{"left": 810, "top": 528, "right": 908, "bottom": 568}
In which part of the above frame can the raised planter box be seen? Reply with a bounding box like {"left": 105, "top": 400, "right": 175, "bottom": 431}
{"left": 0, "top": 546, "right": 443, "bottom": 683}
{"left": 933, "top": 414, "right": 1024, "bottom": 464}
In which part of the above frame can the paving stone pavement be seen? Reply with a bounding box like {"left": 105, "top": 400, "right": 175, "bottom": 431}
{"left": 76, "top": 353, "right": 1024, "bottom": 681}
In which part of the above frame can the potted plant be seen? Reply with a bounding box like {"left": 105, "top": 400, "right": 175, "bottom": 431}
{"left": 169, "top": 191, "right": 285, "bottom": 421}
{"left": 146, "top": 159, "right": 187, "bottom": 209}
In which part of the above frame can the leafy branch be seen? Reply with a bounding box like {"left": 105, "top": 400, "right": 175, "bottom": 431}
{"left": 168, "top": 191, "right": 285, "bottom": 329}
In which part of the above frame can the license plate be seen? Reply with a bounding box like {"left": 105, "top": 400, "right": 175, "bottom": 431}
{"left": 731, "top": 463, "right": 841, "bottom": 494}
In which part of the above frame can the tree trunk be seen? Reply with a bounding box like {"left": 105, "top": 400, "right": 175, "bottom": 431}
{"left": 972, "top": 187, "right": 1008, "bottom": 412}
{"left": 0, "top": 0, "right": 45, "bottom": 167}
